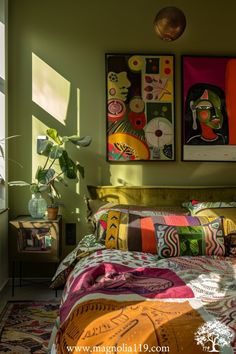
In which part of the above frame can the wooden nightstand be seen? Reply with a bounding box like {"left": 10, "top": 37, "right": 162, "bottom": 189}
{"left": 9, "top": 215, "right": 62, "bottom": 296}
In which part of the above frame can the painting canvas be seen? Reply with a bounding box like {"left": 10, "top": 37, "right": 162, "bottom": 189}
{"left": 106, "top": 54, "right": 175, "bottom": 161}
{"left": 182, "top": 55, "right": 236, "bottom": 161}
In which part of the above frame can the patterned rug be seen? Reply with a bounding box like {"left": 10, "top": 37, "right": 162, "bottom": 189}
{"left": 0, "top": 301, "right": 60, "bottom": 353}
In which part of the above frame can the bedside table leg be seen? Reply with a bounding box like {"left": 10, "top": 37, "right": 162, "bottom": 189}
{"left": 12, "top": 261, "right": 15, "bottom": 297}
{"left": 19, "top": 261, "right": 22, "bottom": 287}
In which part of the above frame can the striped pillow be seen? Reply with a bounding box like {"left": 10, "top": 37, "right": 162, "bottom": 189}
{"left": 105, "top": 210, "right": 157, "bottom": 253}
{"left": 96, "top": 205, "right": 188, "bottom": 244}
{"left": 105, "top": 210, "right": 219, "bottom": 255}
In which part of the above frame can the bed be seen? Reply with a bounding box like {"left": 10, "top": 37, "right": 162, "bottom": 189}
{"left": 50, "top": 185, "right": 236, "bottom": 354}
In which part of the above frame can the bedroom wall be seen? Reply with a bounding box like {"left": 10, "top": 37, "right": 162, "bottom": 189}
{"left": 7, "top": 0, "right": 236, "bottom": 250}
{"left": 0, "top": 0, "right": 8, "bottom": 290}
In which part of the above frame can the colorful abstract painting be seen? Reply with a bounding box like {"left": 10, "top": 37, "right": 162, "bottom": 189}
{"left": 182, "top": 55, "right": 236, "bottom": 161}
{"left": 106, "top": 54, "right": 175, "bottom": 161}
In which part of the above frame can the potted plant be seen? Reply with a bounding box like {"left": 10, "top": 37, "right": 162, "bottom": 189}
{"left": 9, "top": 128, "right": 92, "bottom": 219}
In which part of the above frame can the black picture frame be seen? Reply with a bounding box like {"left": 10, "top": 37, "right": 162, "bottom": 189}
{"left": 106, "top": 53, "right": 175, "bottom": 162}
{"left": 182, "top": 55, "right": 236, "bottom": 162}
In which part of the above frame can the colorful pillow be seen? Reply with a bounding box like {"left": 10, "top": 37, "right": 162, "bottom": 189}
{"left": 182, "top": 200, "right": 236, "bottom": 236}
{"left": 155, "top": 218, "right": 225, "bottom": 258}
{"left": 84, "top": 197, "right": 118, "bottom": 233}
{"left": 225, "top": 233, "right": 236, "bottom": 257}
{"left": 182, "top": 201, "right": 236, "bottom": 216}
{"left": 105, "top": 210, "right": 157, "bottom": 253}
{"left": 95, "top": 205, "right": 189, "bottom": 244}
{"left": 105, "top": 210, "right": 218, "bottom": 255}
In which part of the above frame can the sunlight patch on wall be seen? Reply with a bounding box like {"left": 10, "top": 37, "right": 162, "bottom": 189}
{"left": 0, "top": 21, "right": 5, "bottom": 80}
{"left": 110, "top": 165, "right": 143, "bottom": 186}
{"left": 32, "top": 53, "right": 70, "bottom": 125}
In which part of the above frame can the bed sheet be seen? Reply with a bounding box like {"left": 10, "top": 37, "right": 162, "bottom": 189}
{"left": 53, "top": 249, "right": 236, "bottom": 354}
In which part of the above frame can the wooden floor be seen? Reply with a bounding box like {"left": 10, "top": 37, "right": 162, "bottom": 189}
{"left": 0, "top": 279, "right": 62, "bottom": 314}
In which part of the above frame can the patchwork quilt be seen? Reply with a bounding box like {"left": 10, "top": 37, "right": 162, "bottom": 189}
{"left": 52, "top": 246, "right": 236, "bottom": 353}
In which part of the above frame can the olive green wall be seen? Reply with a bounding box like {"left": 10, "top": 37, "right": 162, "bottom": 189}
{"left": 0, "top": 0, "right": 8, "bottom": 290}
{"left": 7, "top": 0, "right": 236, "bottom": 254}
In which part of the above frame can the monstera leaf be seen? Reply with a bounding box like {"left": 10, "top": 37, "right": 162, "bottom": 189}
{"left": 37, "top": 140, "right": 53, "bottom": 156}
{"left": 59, "top": 151, "right": 77, "bottom": 179}
{"left": 46, "top": 128, "right": 63, "bottom": 145}
{"left": 62, "top": 135, "right": 92, "bottom": 147}
{"left": 49, "top": 145, "right": 64, "bottom": 159}
{"left": 35, "top": 166, "right": 55, "bottom": 184}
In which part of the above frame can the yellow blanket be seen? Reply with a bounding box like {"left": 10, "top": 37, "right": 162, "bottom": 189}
{"left": 57, "top": 298, "right": 205, "bottom": 354}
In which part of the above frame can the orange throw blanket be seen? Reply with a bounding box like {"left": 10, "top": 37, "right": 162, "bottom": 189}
{"left": 56, "top": 299, "right": 205, "bottom": 353}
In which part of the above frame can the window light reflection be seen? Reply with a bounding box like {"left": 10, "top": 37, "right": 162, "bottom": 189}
{"left": 32, "top": 53, "right": 70, "bottom": 125}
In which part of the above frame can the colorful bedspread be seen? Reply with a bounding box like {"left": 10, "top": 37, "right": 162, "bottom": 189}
{"left": 53, "top": 248, "right": 236, "bottom": 354}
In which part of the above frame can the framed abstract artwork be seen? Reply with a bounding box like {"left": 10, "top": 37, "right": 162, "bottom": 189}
{"left": 106, "top": 53, "right": 175, "bottom": 161}
{"left": 182, "top": 55, "right": 236, "bottom": 161}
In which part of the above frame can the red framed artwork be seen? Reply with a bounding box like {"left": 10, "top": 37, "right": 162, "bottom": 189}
{"left": 106, "top": 53, "right": 175, "bottom": 161}
{"left": 182, "top": 55, "right": 236, "bottom": 161}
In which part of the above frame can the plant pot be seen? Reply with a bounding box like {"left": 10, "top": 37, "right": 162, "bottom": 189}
{"left": 47, "top": 206, "right": 59, "bottom": 220}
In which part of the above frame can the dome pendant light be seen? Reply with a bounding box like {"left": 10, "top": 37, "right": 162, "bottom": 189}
{"left": 153, "top": 6, "right": 186, "bottom": 41}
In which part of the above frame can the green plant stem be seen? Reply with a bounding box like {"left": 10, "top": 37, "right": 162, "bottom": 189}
{"left": 47, "top": 171, "right": 63, "bottom": 185}
{"left": 47, "top": 158, "right": 57, "bottom": 170}
{"left": 42, "top": 155, "right": 50, "bottom": 170}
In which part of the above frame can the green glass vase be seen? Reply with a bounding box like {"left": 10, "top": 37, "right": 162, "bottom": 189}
{"left": 28, "top": 193, "right": 47, "bottom": 219}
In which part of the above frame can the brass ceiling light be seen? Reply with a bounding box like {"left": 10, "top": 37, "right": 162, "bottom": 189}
{"left": 153, "top": 6, "right": 186, "bottom": 41}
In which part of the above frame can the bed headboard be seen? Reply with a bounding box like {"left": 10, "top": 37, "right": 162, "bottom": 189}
{"left": 87, "top": 185, "right": 236, "bottom": 207}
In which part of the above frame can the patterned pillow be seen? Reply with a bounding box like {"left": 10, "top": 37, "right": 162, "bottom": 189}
{"left": 105, "top": 210, "right": 217, "bottom": 255}
{"left": 182, "top": 201, "right": 236, "bottom": 216}
{"left": 84, "top": 197, "right": 119, "bottom": 233}
{"left": 225, "top": 233, "right": 236, "bottom": 257}
{"left": 105, "top": 210, "right": 157, "bottom": 253}
{"left": 95, "top": 205, "right": 189, "bottom": 244}
{"left": 155, "top": 218, "right": 225, "bottom": 258}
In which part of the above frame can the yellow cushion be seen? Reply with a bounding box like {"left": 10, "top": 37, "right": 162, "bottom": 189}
{"left": 195, "top": 208, "right": 236, "bottom": 235}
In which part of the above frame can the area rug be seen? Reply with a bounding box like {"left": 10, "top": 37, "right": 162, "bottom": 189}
{"left": 0, "top": 300, "right": 60, "bottom": 353}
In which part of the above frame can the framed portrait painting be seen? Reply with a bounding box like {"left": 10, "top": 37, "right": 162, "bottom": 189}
{"left": 106, "top": 53, "right": 175, "bottom": 161}
{"left": 182, "top": 55, "right": 236, "bottom": 161}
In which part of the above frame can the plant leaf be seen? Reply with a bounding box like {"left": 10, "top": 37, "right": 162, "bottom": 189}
{"left": 62, "top": 135, "right": 92, "bottom": 147}
{"left": 35, "top": 166, "right": 55, "bottom": 184}
{"left": 30, "top": 183, "right": 40, "bottom": 194}
{"left": 38, "top": 140, "right": 53, "bottom": 156}
{"left": 51, "top": 182, "right": 61, "bottom": 198}
{"left": 0, "top": 144, "right": 4, "bottom": 158}
{"left": 7, "top": 158, "right": 23, "bottom": 168}
{"left": 4, "top": 135, "right": 21, "bottom": 140}
{"left": 8, "top": 180, "right": 30, "bottom": 187}
{"left": 49, "top": 145, "right": 64, "bottom": 159}
{"left": 38, "top": 184, "right": 50, "bottom": 192}
{"left": 46, "top": 128, "right": 62, "bottom": 145}
{"left": 59, "top": 151, "right": 77, "bottom": 179}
